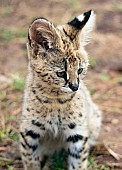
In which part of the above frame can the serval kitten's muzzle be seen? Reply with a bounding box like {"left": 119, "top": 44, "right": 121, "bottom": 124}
{"left": 69, "top": 82, "right": 79, "bottom": 91}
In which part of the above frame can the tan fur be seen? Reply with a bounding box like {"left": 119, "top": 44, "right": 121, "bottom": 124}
{"left": 20, "top": 10, "right": 102, "bottom": 170}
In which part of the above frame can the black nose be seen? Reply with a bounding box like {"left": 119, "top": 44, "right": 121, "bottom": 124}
{"left": 69, "top": 83, "right": 79, "bottom": 91}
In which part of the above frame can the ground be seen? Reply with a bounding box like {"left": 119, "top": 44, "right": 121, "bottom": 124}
{"left": 0, "top": 0, "right": 122, "bottom": 170}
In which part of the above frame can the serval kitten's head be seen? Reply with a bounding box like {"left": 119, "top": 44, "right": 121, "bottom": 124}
{"left": 28, "top": 10, "right": 95, "bottom": 93}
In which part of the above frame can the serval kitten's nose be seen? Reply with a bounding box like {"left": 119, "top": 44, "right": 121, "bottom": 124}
{"left": 69, "top": 83, "right": 79, "bottom": 91}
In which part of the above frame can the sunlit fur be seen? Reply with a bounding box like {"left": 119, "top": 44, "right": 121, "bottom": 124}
{"left": 20, "top": 10, "right": 101, "bottom": 170}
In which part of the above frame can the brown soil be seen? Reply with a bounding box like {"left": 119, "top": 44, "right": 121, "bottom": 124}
{"left": 0, "top": 0, "right": 122, "bottom": 169}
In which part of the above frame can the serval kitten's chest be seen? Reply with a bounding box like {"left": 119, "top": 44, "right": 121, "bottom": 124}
{"left": 27, "top": 98, "right": 84, "bottom": 131}
{"left": 24, "top": 89, "right": 87, "bottom": 142}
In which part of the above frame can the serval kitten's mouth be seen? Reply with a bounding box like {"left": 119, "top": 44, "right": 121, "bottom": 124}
{"left": 60, "top": 86, "right": 78, "bottom": 93}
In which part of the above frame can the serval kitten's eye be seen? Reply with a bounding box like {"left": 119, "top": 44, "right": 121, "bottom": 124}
{"left": 78, "top": 68, "right": 83, "bottom": 75}
{"left": 56, "top": 71, "right": 67, "bottom": 79}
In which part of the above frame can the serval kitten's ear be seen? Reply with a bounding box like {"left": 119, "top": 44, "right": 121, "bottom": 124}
{"left": 63, "top": 10, "right": 96, "bottom": 46}
{"left": 70, "top": 10, "right": 96, "bottom": 45}
{"left": 28, "top": 18, "right": 59, "bottom": 52}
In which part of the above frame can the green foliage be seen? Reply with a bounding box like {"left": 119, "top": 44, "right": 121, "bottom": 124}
{"left": 0, "top": 128, "right": 19, "bottom": 142}
{"left": 12, "top": 73, "right": 25, "bottom": 91}
{"left": 89, "top": 57, "right": 96, "bottom": 68}
{"left": 53, "top": 150, "right": 67, "bottom": 170}
{"left": 66, "top": 0, "right": 79, "bottom": 9}
{"left": 1, "top": 5, "right": 13, "bottom": 15}
{"left": 15, "top": 28, "right": 27, "bottom": 38}
{"left": 88, "top": 157, "right": 110, "bottom": 170}
{"left": 7, "top": 166, "right": 14, "bottom": 170}
{"left": 54, "top": 154, "right": 64, "bottom": 170}
{"left": 9, "top": 131, "right": 19, "bottom": 142}
{"left": 99, "top": 73, "right": 111, "bottom": 81}
{"left": 0, "top": 90, "right": 6, "bottom": 100}
{"left": 116, "top": 4, "right": 122, "bottom": 12}
{"left": 88, "top": 156, "right": 98, "bottom": 169}
{"left": 87, "top": 86, "right": 96, "bottom": 95}
{"left": 0, "top": 29, "right": 14, "bottom": 43}
{"left": 0, "top": 114, "right": 18, "bottom": 142}
{"left": 4, "top": 114, "right": 13, "bottom": 122}
{"left": 0, "top": 28, "right": 27, "bottom": 43}
{"left": 0, "top": 158, "right": 13, "bottom": 167}
{"left": 0, "top": 128, "right": 7, "bottom": 142}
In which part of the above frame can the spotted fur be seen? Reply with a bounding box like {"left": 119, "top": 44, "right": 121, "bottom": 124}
{"left": 20, "top": 10, "right": 102, "bottom": 170}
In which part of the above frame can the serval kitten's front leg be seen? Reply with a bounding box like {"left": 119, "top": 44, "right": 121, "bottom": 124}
{"left": 20, "top": 130, "right": 41, "bottom": 170}
{"left": 66, "top": 133, "right": 89, "bottom": 170}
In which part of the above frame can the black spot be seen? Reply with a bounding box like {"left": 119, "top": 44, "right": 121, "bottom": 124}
{"left": 30, "top": 144, "right": 38, "bottom": 151}
{"left": 79, "top": 113, "right": 82, "bottom": 117}
{"left": 78, "top": 147, "right": 84, "bottom": 153}
{"left": 68, "top": 148, "right": 81, "bottom": 159}
{"left": 35, "top": 71, "right": 41, "bottom": 74}
{"left": 69, "top": 112, "right": 73, "bottom": 115}
{"left": 22, "top": 152, "right": 27, "bottom": 157}
{"left": 58, "top": 115, "right": 62, "bottom": 124}
{"left": 20, "top": 142, "right": 26, "bottom": 149}
{"left": 83, "top": 149, "right": 88, "bottom": 154}
{"left": 47, "top": 121, "right": 52, "bottom": 125}
{"left": 36, "top": 110, "right": 40, "bottom": 114}
{"left": 26, "top": 130, "right": 40, "bottom": 139}
{"left": 32, "top": 88, "right": 36, "bottom": 94}
{"left": 22, "top": 152, "right": 31, "bottom": 157}
{"left": 35, "top": 157, "right": 39, "bottom": 161}
{"left": 58, "top": 99, "right": 64, "bottom": 104}
{"left": 20, "top": 132, "right": 38, "bottom": 151}
{"left": 83, "top": 137, "right": 88, "bottom": 145}
{"left": 32, "top": 120, "right": 45, "bottom": 130}
{"left": 58, "top": 96, "right": 74, "bottom": 104}
{"left": 72, "top": 163, "right": 75, "bottom": 169}
{"left": 40, "top": 156, "right": 48, "bottom": 169}
{"left": 36, "top": 95, "right": 50, "bottom": 103}
{"left": 36, "top": 96, "right": 42, "bottom": 102}
{"left": 26, "top": 108, "right": 30, "bottom": 112}
{"left": 42, "top": 73, "right": 48, "bottom": 77}
{"left": 44, "top": 99, "right": 50, "bottom": 103}
{"left": 68, "top": 123, "right": 76, "bottom": 129}
{"left": 63, "top": 28, "right": 74, "bottom": 41}
{"left": 67, "top": 134, "right": 83, "bottom": 143}
{"left": 32, "top": 120, "right": 42, "bottom": 127}
{"left": 20, "top": 132, "right": 28, "bottom": 146}
{"left": 82, "top": 155, "right": 87, "bottom": 162}
{"left": 49, "top": 109, "right": 52, "bottom": 112}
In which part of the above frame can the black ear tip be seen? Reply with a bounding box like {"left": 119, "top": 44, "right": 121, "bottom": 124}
{"left": 68, "top": 10, "right": 95, "bottom": 30}
{"left": 84, "top": 10, "right": 92, "bottom": 17}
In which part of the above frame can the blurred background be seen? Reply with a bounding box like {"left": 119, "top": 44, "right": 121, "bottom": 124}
{"left": 0, "top": 0, "right": 122, "bottom": 169}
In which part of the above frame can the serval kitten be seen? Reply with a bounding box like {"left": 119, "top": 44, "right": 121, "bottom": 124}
{"left": 20, "top": 10, "right": 102, "bottom": 170}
